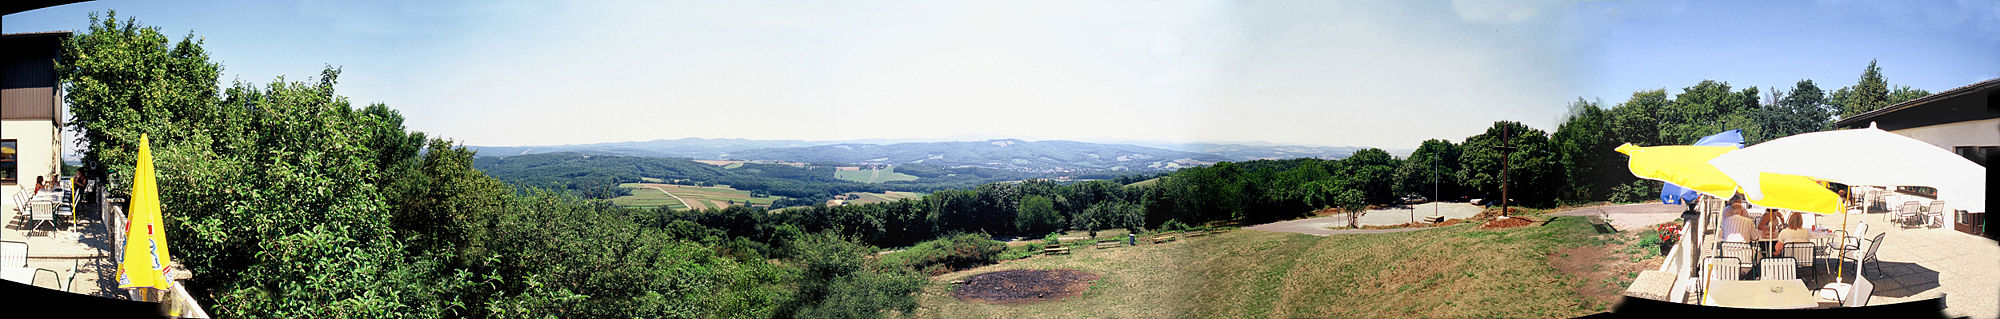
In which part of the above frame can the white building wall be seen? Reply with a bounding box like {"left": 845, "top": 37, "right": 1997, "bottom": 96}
{"left": 2, "top": 119, "right": 60, "bottom": 211}
{"left": 1889, "top": 118, "right": 2000, "bottom": 151}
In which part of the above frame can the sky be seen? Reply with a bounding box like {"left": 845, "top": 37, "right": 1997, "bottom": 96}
{"left": 6, "top": 0, "right": 1998, "bottom": 150}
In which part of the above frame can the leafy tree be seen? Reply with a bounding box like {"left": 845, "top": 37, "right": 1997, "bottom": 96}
{"left": 1835, "top": 59, "right": 1892, "bottom": 119}
{"left": 1887, "top": 85, "right": 1931, "bottom": 106}
{"left": 1014, "top": 195, "right": 1064, "bottom": 234}
{"left": 1744, "top": 80, "right": 1835, "bottom": 144}
{"left": 1458, "top": 121, "right": 1561, "bottom": 208}
{"left": 58, "top": 11, "right": 222, "bottom": 196}
{"left": 1339, "top": 148, "right": 1400, "bottom": 205}
{"left": 1551, "top": 98, "right": 1627, "bottom": 203}
{"left": 1659, "top": 80, "right": 1759, "bottom": 145}
{"left": 1610, "top": 89, "right": 1670, "bottom": 147}
{"left": 1394, "top": 139, "right": 1462, "bottom": 201}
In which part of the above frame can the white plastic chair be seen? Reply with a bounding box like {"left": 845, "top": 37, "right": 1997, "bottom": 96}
{"left": 2, "top": 241, "right": 32, "bottom": 285}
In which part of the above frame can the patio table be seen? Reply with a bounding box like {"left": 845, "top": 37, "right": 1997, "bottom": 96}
{"left": 1703, "top": 279, "right": 1817, "bottom": 309}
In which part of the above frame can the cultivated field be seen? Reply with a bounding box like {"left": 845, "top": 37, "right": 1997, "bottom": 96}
{"left": 613, "top": 183, "right": 781, "bottom": 210}
{"left": 834, "top": 167, "right": 920, "bottom": 183}
{"left": 693, "top": 159, "right": 746, "bottom": 166}
{"left": 842, "top": 191, "right": 926, "bottom": 205}
{"left": 915, "top": 214, "right": 1647, "bottom": 318}
{"left": 1124, "top": 177, "right": 1163, "bottom": 187}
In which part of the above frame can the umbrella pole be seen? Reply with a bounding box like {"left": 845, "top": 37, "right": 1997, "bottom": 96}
{"left": 1836, "top": 190, "right": 1849, "bottom": 284}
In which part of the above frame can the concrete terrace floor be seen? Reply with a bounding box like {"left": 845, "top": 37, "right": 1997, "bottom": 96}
{"left": 3, "top": 207, "right": 123, "bottom": 299}
{"left": 1686, "top": 212, "right": 1997, "bottom": 318}
{"left": 1847, "top": 212, "right": 1998, "bottom": 318}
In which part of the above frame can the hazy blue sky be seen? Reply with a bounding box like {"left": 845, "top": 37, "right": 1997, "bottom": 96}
{"left": 7, "top": 0, "right": 1997, "bottom": 149}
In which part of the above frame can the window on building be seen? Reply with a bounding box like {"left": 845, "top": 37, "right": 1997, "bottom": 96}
{"left": 1, "top": 139, "right": 16, "bottom": 184}
{"left": 1956, "top": 146, "right": 1995, "bottom": 167}
{"left": 1981, "top": 146, "right": 1999, "bottom": 168}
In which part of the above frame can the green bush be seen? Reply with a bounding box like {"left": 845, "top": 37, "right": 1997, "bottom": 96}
{"left": 996, "top": 244, "right": 1041, "bottom": 261}
{"left": 879, "top": 233, "right": 1007, "bottom": 275}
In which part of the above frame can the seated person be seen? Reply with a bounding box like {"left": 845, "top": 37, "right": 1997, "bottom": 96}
{"left": 1774, "top": 211, "right": 1813, "bottom": 254}
{"left": 1719, "top": 202, "right": 1761, "bottom": 243}
{"left": 1757, "top": 208, "right": 1786, "bottom": 236}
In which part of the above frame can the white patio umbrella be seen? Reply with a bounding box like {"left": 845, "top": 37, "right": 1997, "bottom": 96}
{"left": 1709, "top": 124, "right": 1985, "bottom": 213}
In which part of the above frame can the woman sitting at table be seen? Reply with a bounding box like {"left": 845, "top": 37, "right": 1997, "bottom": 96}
{"left": 1774, "top": 211, "right": 1812, "bottom": 253}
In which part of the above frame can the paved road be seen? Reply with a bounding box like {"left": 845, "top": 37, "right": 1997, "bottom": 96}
{"left": 1546, "top": 203, "right": 1688, "bottom": 231}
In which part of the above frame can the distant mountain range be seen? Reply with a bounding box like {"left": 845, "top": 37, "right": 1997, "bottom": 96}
{"left": 469, "top": 138, "right": 1395, "bottom": 173}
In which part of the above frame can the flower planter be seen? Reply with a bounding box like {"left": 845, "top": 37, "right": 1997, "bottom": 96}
{"left": 1658, "top": 242, "right": 1674, "bottom": 256}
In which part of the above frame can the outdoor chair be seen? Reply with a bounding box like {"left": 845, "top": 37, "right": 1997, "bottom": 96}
{"left": 1699, "top": 256, "right": 1741, "bottom": 300}
{"left": 1841, "top": 232, "right": 1887, "bottom": 277}
{"left": 27, "top": 200, "right": 54, "bottom": 231}
{"left": 1839, "top": 223, "right": 1869, "bottom": 251}
{"left": 1760, "top": 257, "right": 1797, "bottom": 280}
{"left": 1784, "top": 242, "right": 1817, "bottom": 284}
{"left": 11, "top": 189, "right": 29, "bottom": 217}
{"left": 1923, "top": 201, "right": 1950, "bottom": 229}
{"left": 1717, "top": 242, "right": 1758, "bottom": 279}
{"left": 1817, "top": 276, "right": 1874, "bottom": 307}
{"left": 2, "top": 241, "right": 31, "bottom": 285}
{"left": 1892, "top": 201, "right": 1923, "bottom": 228}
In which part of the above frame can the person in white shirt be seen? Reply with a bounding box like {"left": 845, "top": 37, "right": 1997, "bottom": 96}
{"left": 1719, "top": 202, "right": 1761, "bottom": 243}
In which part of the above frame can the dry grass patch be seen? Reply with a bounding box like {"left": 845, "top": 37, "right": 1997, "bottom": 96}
{"left": 917, "top": 216, "right": 1613, "bottom": 318}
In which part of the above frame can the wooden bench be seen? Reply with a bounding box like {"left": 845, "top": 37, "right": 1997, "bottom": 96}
{"left": 1093, "top": 242, "right": 1122, "bottom": 249}
{"left": 1043, "top": 246, "right": 1071, "bottom": 255}
{"left": 1584, "top": 216, "right": 1616, "bottom": 233}
{"left": 1150, "top": 234, "right": 1177, "bottom": 244}
{"left": 1185, "top": 230, "right": 1207, "bottom": 238}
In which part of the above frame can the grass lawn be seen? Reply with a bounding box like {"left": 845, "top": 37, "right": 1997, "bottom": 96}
{"left": 611, "top": 183, "right": 781, "bottom": 210}
{"left": 834, "top": 167, "right": 920, "bottom": 183}
{"left": 915, "top": 215, "right": 1630, "bottom": 318}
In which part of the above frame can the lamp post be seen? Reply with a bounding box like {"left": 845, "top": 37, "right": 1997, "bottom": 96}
{"left": 1496, "top": 125, "right": 1517, "bottom": 218}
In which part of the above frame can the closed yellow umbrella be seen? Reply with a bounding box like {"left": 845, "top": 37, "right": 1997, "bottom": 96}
{"left": 117, "top": 134, "right": 175, "bottom": 291}
{"left": 1614, "top": 143, "right": 1840, "bottom": 214}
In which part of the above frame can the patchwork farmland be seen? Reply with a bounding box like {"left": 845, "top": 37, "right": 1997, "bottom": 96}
{"left": 613, "top": 183, "right": 781, "bottom": 210}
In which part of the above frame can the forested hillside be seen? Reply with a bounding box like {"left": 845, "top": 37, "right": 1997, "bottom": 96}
{"left": 472, "top": 153, "right": 1038, "bottom": 202}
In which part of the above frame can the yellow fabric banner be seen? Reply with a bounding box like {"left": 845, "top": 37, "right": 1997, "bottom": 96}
{"left": 117, "top": 134, "right": 175, "bottom": 290}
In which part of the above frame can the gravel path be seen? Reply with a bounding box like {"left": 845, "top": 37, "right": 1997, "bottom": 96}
{"left": 1546, "top": 203, "right": 1687, "bottom": 231}
{"left": 1243, "top": 202, "right": 1482, "bottom": 236}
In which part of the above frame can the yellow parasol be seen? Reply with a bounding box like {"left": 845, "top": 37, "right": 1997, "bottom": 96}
{"left": 1615, "top": 143, "right": 1840, "bottom": 214}
{"left": 116, "top": 134, "right": 175, "bottom": 290}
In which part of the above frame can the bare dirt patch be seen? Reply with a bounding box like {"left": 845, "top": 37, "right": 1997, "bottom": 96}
{"left": 951, "top": 269, "right": 1101, "bottom": 305}
{"left": 1548, "top": 229, "right": 1667, "bottom": 309}
{"left": 1480, "top": 217, "right": 1535, "bottom": 229}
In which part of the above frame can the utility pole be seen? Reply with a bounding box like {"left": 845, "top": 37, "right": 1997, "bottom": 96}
{"left": 1496, "top": 125, "right": 1516, "bottom": 218}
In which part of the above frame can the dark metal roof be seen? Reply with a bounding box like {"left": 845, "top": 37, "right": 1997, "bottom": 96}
{"left": 1834, "top": 77, "right": 2000, "bottom": 128}
{"left": 3, "top": 0, "right": 90, "bottom": 16}
{"left": 1, "top": 31, "right": 73, "bottom": 38}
